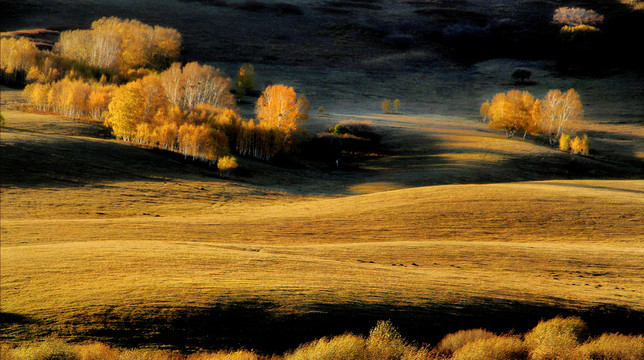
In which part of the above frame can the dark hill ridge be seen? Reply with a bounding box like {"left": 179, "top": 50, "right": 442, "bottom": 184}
{"left": 2, "top": 0, "right": 643, "bottom": 69}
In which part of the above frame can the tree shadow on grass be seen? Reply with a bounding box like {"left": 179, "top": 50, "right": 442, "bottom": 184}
{"left": 0, "top": 130, "right": 223, "bottom": 188}
{"left": 18, "top": 299, "right": 642, "bottom": 354}
{"left": 0, "top": 312, "right": 37, "bottom": 325}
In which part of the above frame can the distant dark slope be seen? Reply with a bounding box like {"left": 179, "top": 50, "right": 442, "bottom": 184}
{"left": 2, "top": 0, "right": 642, "bottom": 69}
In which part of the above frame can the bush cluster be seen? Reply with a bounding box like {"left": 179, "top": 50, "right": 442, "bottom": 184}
{"left": 553, "top": 7, "right": 604, "bottom": 27}
{"left": 3, "top": 317, "right": 643, "bottom": 360}
{"left": 311, "top": 120, "right": 381, "bottom": 159}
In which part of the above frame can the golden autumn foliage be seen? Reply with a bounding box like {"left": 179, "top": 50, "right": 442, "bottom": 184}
{"left": 105, "top": 80, "right": 148, "bottom": 140}
{"left": 9, "top": 18, "right": 307, "bottom": 168}
{"left": 481, "top": 88, "right": 584, "bottom": 151}
{"left": 2, "top": 17, "right": 181, "bottom": 88}
{"left": 559, "top": 133, "right": 572, "bottom": 151}
{"left": 23, "top": 77, "right": 117, "bottom": 120}
{"left": 55, "top": 17, "right": 181, "bottom": 72}
{"left": 0, "top": 37, "right": 38, "bottom": 76}
{"left": 570, "top": 134, "right": 590, "bottom": 155}
{"left": 103, "top": 75, "right": 300, "bottom": 165}
{"left": 382, "top": 99, "right": 391, "bottom": 114}
{"left": 104, "top": 75, "right": 235, "bottom": 165}
{"left": 255, "top": 84, "right": 310, "bottom": 152}
{"left": 485, "top": 90, "right": 541, "bottom": 138}
{"left": 217, "top": 156, "right": 238, "bottom": 174}
{"left": 393, "top": 99, "right": 401, "bottom": 113}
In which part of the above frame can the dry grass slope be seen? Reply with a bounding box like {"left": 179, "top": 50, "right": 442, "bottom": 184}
{"left": 1, "top": 87, "right": 643, "bottom": 351}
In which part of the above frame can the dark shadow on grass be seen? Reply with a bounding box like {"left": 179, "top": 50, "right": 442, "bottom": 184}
{"left": 0, "top": 130, "right": 223, "bottom": 188}
{"left": 0, "top": 312, "right": 37, "bottom": 326}
{"left": 11, "top": 300, "right": 642, "bottom": 354}
{"left": 543, "top": 182, "right": 644, "bottom": 195}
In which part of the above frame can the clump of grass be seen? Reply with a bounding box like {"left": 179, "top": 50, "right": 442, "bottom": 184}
{"left": 187, "top": 350, "right": 260, "bottom": 360}
{"left": 577, "top": 333, "right": 644, "bottom": 360}
{"left": 437, "top": 328, "right": 498, "bottom": 355}
{"left": 451, "top": 336, "right": 528, "bottom": 360}
{"left": 284, "top": 333, "right": 367, "bottom": 360}
{"left": 7, "top": 337, "right": 79, "bottom": 360}
{"left": 2, "top": 317, "right": 642, "bottom": 360}
{"left": 284, "top": 320, "right": 437, "bottom": 360}
{"left": 524, "top": 316, "right": 588, "bottom": 360}
{"left": 74, "top": 342, "right": 120, "bottom": 360}
{"left": 400, "top": 346, "right": 442, "bottom": 360}
{"left": 118, "top": 349, "right": 184, "bottom": 360}
{"left": 366, "top": 320, "right": 407, "bottom": 360}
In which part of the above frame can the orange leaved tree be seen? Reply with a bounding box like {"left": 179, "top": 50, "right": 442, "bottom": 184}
{"left": 255, "top": 84, "right": 309, "bottom": 151}
{"left": 485, "top": 90, "right": 541, "bottom": 138}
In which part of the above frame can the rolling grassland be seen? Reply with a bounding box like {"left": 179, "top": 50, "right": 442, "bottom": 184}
{"left": 1, "top": 85, "right": 642, "bottom": 352}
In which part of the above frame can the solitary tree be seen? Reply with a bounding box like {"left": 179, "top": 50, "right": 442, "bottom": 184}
{"left": 486, "top": 90, "right": 540, "bottom": 138}
{"left": 540, "top": 89, "right": 583, "bottom": 145}
{"left": 480, "top": 100, "right": 490, "bottom": 122}
{"left": 511, "top": 68, "right": 532, "bottom": 84}
{"left": 235, "top": 63, "right": 255, "bottom": 98}
{"left": 382, "top": 99, "right": 391, "bottom": 114}
{"left": 255, "top": 84, "right": 309, "bottom": 150}
{"left": 553, "top": 7, "right": 604, "bottom": 27}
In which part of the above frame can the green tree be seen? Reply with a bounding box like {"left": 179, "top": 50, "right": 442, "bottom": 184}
{"left": 235, "top": 63, "right": 255, "bottom": 99}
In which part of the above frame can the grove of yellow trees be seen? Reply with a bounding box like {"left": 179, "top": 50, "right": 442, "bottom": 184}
{"left": 55, "top": 17, "right": 181, "bottom": 72}
{"left": 482, "top": 88, "right": 588, "bottom": 154}
{"left": 23, "top": 77, "right": 117, "bottom": 120}
{"left": 11, "top": 17, "right": 314, "bottom": 170}
{"left": 2, "top": 17, "right": 181, "bottom": 89}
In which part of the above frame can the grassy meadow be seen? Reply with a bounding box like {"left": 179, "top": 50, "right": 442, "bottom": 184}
{"left": 1, "top": 83, "right": 643, "bottom": 355}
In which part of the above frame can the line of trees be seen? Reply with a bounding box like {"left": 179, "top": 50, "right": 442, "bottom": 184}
{"left": 23, "top": 77, "right": 117, "bottom": 120}
{"left": 21, "top": 62, "right": 309, "bottom": 168}
{"left": 481, "top": 88, "right": 590, "bottom": 154}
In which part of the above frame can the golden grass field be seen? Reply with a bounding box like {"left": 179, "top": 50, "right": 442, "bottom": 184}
{"left": 1, "top": 82, "right": 643, "bottom": 353}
